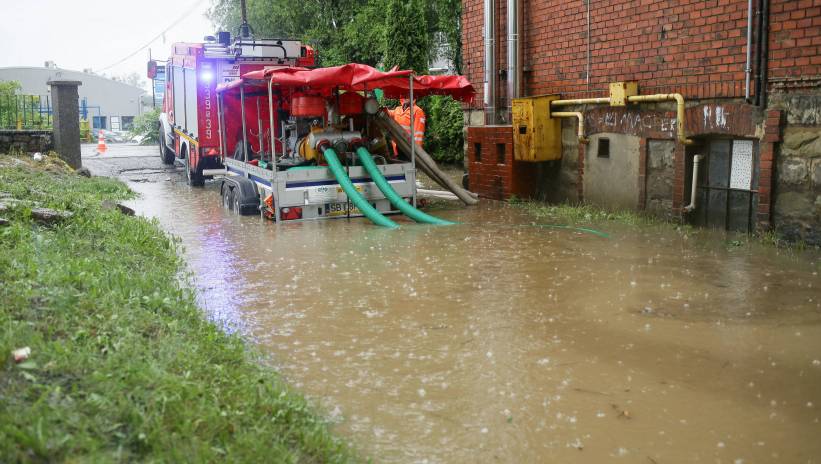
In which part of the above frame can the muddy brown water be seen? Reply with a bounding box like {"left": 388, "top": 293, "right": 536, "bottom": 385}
{"left": 123, "top": 175, "right": 821, "bottom": 463}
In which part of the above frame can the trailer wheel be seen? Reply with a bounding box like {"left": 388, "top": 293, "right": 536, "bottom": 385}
{"left": 221, "top": 182, "right": 235, "bottom": 210}
{"left": 159, "top": 125, "right": 174, "bottom": 165}
{"left": 221, "top": 177, "right": 259, "bottom": 216}
{"left": 184, "top": 146, "right": 205, "bottom": 187}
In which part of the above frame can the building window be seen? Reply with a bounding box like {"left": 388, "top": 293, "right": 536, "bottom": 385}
{"left": 496, "top": 143, "right": 506, "bottom": 164}
{"left": 121, "top": 116, "right": 135, "bottom": 131}
{"left": 92, "top": 116, "right": 107, "bottom": 129}
{"left": 110, "top": 116, "right": 121, "bottom": 131}
{"left": 597, "top": 138, "right": 610, "bottom": 158}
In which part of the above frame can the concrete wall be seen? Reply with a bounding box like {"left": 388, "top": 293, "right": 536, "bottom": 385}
{"left": 645, "top": 140, "right": 676, "bottom": 218}
{"left": 0, "top": 67, "right": 145, "bottom": 124}
{"left": 583, "top": 133, "right": 641, "bottom": 210}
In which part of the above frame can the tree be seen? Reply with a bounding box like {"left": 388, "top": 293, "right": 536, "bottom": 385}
{"left": 0, "top": 81, "right": 22, "bottom": 129}
{"left": 383, "top": 0, "right": 429, "bottom": 73}
{"left": 129, "top": 108, "right": 161, "bottom": 144}
{"left": 207, "top": 0, "right": 460, "bottom": 71}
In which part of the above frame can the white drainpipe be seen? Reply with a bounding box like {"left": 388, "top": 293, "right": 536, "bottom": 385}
{"left": 483, "top": 0, "right": 496, "bottom": 124}
{"left": 684, "top": 154, "right": 704, "bottom": 213}
{"left": 507, "top": 0, "right": 519, "bottom": 116}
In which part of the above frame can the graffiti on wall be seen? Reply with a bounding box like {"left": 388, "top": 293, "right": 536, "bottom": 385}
{"left": 586, "top": 103, "right": 758, "bottom": 139}
{"left": 588, "top": 108, "right": 676, "bottom": 138}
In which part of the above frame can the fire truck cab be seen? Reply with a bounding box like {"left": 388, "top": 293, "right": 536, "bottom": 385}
{"left": 149, "top": 32, "right": 314, "bottom": 185}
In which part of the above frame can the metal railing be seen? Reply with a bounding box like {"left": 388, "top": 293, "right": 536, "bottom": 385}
{"left": 0, "top": 95, "right": 53, "bottom": 130}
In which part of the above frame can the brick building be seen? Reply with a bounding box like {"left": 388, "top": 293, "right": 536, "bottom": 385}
{"left": 462, "top": 0, "right": 821, "bottom": 244}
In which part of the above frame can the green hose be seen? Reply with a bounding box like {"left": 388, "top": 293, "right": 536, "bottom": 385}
{"left": 321, "top": 147, "right": 399, "bottom": 229}
{"left": 355, "top": 147, "right": 455, "bottom": 226}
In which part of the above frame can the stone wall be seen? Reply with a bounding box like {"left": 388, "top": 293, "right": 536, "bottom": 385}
{"left": 645, "top": 140, "right": 676, "bottom": 219}
{"left": 0, "top": 130, "right": 54, "bottom": 154}
{"left": 769, "top": 91, "right": 821, "bottom": 246}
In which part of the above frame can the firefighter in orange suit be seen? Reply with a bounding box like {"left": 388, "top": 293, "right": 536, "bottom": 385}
{"left": 388, "top": 98, "right": 425, "bottom": 157}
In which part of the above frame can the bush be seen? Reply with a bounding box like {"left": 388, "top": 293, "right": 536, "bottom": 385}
{"left": 422, "top": 95, "right": 464, "bottom": 164}
{"left": 129, "top": 108, "right": 161, "bottom": 145}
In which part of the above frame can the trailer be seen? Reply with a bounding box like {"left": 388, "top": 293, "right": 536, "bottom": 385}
{"left": 214, "top": 63, "right": 475, "bottom": 227}
{"left": 148, "top": 32, "right": 315, "bottom": 186}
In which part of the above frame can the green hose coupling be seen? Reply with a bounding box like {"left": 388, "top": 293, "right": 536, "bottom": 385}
{"left": 348, "top": 137, "right": 364, "bottom": 150}
{"left": 316, "top": 139, "right": 331, "bottom": 151}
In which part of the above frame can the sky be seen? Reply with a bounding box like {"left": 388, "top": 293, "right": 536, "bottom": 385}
{"left": 0, "top": 0, "right": 214, "bottom": 91}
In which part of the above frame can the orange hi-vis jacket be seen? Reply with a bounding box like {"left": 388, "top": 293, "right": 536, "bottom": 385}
{"left": 388, "top": 103, "right": 425, "bottom": 156}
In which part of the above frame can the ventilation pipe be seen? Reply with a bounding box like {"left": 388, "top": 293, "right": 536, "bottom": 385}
{"left": 483, "top": 0, "right": 497, "bottom": 124}
{"left": 507, "top": 0, "right": 520, "bottom": 116}
{"left": 744, "top": 0, "right": 753, "bottom": 100}
{"left": 684, "top": 155, "right": 704, "bottom": 213}
{"left": 757, "top": 0, "right": 770, "bottom": 107}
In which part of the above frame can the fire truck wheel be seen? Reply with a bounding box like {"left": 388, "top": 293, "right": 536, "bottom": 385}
{"left": 185, "top": 151, "right": 205, "bottom": 187}
{"left": 159, "top": 127, "right": 174, "bottom": 165}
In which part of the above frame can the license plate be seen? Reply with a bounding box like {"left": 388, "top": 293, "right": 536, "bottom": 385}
{"left": 324, "top": 202, "right": 361, "bottom": 217}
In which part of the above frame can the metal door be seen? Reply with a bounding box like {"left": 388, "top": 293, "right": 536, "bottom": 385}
{"left": 690, "top": 139, "right": 758, "bottom": 232}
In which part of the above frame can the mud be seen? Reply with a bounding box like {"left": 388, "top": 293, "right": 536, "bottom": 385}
{"left": 89, "top": 144, "right": 821, "bottom": 463}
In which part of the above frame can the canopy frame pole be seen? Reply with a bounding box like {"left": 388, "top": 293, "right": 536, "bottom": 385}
{"left": 363, "top": 83, "right": 370, "bottom": 140}
{"left": 267, "top": 77, "right": 276, "bottom": 160}
{"left": 267, "top": 76, "right": 281, "bottom": 223}
{"left": 409, "top": 74, "right": 417, "bottom": 208}
{"left": 240, "top": 83, "right": 248, "bottom": 164}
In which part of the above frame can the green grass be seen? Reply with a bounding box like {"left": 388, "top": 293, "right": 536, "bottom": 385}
{"left": 509, "top": 198, "right": 669, "bottom": 227}
{"left": 511, "top": 198, "right": 818, "bottom": 253}
{"left": 0, "top": 155, "right": 355, "bottom": 463}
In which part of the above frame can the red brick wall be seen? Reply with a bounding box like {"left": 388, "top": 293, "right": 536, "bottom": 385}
{"left": 462, "top": 0, "right": 821, "bottom": 107}
{"left": 466, "top": 126, "right": 539, "bottom": 200}
{"left": 768, "top": 0, "right": 821, "bottom": 79}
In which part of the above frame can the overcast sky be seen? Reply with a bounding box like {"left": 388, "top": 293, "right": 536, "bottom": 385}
{"left": 0, "top": 0, "right": 214, "bottom": 90}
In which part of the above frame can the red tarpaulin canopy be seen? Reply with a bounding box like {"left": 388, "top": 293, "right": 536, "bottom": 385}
{"left": 217, "top": 63, "right": 475, "bottom": 102}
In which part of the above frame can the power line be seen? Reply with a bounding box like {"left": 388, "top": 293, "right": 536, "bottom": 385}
{"left": 96, "top": 0, "right": 209, "bottom": 72}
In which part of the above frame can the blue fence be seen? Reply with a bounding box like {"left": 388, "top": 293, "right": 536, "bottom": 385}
{"left": 0, "top": 94, "right": 53, "bottom": 129}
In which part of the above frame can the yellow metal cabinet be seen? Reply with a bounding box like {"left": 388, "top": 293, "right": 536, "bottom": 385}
{"left": 511, "top": 94, "right": 562, "bottom": 162}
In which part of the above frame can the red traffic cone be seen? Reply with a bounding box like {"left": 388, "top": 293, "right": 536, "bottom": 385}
{"left": 97, "top": 131, "right": 107, "bottom": 154}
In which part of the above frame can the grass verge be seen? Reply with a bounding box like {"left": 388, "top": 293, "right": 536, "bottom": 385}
{"left": 508, "top": 197, "right": 669, "bottom": 228}
{"left": 0, "top": 155, "right": 354, "bottom": 462}
{"left": 509, "top": 197, "right": 817, "bottom": 252}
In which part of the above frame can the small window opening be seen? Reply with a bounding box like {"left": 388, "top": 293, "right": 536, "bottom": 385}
{"left": 519, "top": 125, "right": 527, "bottom": 134}
{"left": 497, "top": 143, "right": 506, "bottom": 164}
{"left": 597, "top": 138, "right": 610, "bottom": 158}
{"left": 474, "top": 142, "right": 482, "bottom": 162}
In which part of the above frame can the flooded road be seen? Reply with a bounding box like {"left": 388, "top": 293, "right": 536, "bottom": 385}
{"left": 89, "top": 145, "right": 821, "bottom": 463}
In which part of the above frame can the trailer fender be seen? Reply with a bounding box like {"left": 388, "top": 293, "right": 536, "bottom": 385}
{"left": 221, "top": 176, "right": 259, "bottom": 216}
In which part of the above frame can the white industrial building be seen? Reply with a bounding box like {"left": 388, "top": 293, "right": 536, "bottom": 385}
{"left": 0, "top": 65, "right": 146, "bottom": 131}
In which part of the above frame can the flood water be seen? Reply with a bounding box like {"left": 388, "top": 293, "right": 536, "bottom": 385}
{"left": 124, "top": 175, "right": 821, "bottom": 463}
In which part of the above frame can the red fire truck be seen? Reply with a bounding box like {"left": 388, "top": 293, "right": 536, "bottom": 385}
{"left": 148, "top": 31, "right": 314, "bottom": 185}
